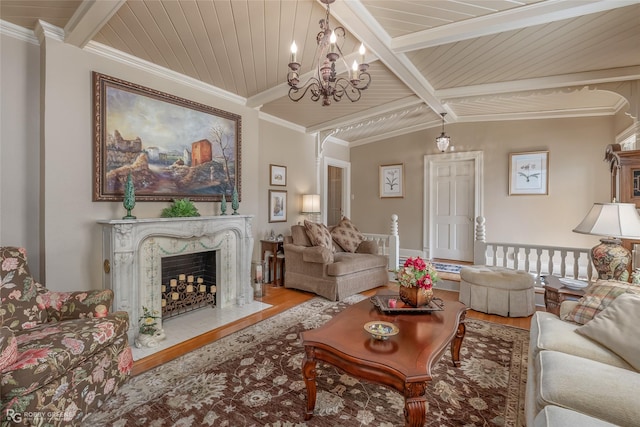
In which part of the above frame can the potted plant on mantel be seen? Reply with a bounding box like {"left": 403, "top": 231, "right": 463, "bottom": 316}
{"left": 160, "top": 198, "right": 200, "bottom": 218}
{"left": 395, "top": 257, "right": 440, "bottom": 308}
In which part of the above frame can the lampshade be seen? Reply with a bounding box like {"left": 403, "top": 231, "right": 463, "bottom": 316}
{"left": 573, "top": 203, "right": 640, "bottom": 238}
{"left": 301, "top": 194, "right": 321, "bottom": 214}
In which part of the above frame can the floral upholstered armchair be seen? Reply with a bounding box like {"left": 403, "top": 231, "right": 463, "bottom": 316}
{"left": 0, "top": 246, "right": 132, "bottom": 426}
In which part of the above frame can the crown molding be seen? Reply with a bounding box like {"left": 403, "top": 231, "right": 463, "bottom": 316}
{"left": 258, "top": 111, "right": 307, "bottom": 134}
{"left": 0, "top": 19, "right": 39, "bottom": 45}
{"left": 84, "top": 41, "right": 247, "bottom": 105}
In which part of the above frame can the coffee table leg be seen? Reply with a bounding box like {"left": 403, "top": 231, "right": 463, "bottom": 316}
{"left": 450, "top": 311, "right": 467, "bottom": 367}
{"left": 404, "top": 382, "right": 427, "bottom": 426}
{"left": 302, "top": 346, "right": 317, "bottom": 421}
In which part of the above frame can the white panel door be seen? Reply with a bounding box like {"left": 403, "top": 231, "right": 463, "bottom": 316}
{"left": 433, "top": 160, "right": 474, "bottom": 261}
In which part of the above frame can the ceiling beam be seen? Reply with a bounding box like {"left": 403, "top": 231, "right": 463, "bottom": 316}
{"left": 64, "top": 0, "right": 125, "bottom": 47}
{"left": 391, "top": 0, "right": 640, "bottom": 53}
{"left": 328, "top": 0, "right": 445, "bottom": 115}
{"left": 436, "top": 66, "right": 640, "bottom": 101}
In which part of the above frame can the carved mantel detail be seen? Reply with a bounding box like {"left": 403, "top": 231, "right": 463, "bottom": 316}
{"left": 99, "top": 216, "right": 254, "bottom": 343}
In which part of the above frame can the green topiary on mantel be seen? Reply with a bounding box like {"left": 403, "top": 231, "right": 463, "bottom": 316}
{"left": 160, "top": 198, "right": 200, "bottom": 218}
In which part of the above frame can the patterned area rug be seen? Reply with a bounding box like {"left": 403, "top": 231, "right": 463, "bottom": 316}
{"left": 84, "top": 295, "right": 528, "bottom": 427}
{"left": 432, "top": 262, "right": 464, "bottom": 274}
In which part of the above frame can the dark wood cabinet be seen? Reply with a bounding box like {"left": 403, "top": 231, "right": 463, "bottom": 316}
{"left": 606, "top": 144, "right": 640, "bottom": 207}
{"left": 606, "top": 144, "right": 640, "bottom": 274}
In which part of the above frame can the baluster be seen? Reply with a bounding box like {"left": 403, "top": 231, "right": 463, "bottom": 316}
{"left": 547, "top": 249, "right": 555, "bottom": 276}
{"left": 536, "top": 248, "right": 543, "bottom": 277}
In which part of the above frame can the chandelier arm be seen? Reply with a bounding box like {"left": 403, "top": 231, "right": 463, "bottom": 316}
{"left": 288, "top": 79, "right": 322, "bottom": 102}
{"left": 333, "top": 78, "right": 362, "bottom": 103}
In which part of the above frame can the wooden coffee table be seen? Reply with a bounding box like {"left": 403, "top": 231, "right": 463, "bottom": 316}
{"left": 301, "top": 294, "right": 467, "bottom": 426}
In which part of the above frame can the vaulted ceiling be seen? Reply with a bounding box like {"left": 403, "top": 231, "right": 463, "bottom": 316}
{"left": 2, "top": 0, "right": 639, "bottom": 146}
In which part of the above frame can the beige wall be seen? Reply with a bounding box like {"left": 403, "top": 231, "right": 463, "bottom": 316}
{"left": 0, "top": 35, "right": 41, "bottom": 271}
{"left": 1, "top": 32, "right": 315, "bottom": 290}
{"left": 351, "top": 118, "right": 613, "bottom": 252}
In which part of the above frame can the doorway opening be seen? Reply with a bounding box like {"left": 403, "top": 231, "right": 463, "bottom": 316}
{"left": 323, "top": 157, "right": 351, "bottom": 226}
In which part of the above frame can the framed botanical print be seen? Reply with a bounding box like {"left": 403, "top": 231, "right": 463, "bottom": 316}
{"left": 269, "top": 190, "right": 287, "bottom": 223}
{"left": 509, "top": 151, "right": 549, "bottom": 195}
{"left": 379, "top": 163, "right": 404, "bottom": 198}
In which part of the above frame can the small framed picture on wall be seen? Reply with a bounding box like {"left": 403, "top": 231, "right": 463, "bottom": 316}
{"left": 509, "top": 151, "right": 549, "bottom": 195}
{"left": 269, "top": 190, "right": 287, "bottom": 222}
{"left": 379, "top": 163, "right": 404, "bottom": 198}
{"left": 270, "top": 164, "right": 287, "bottom": 186}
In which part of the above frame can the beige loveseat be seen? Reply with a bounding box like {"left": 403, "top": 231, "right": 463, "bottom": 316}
{"left": 283, "top": 221, "right": 389, "bottom": 301}
{"left": 526, "top": 279, "right": 640, "bottom": 426}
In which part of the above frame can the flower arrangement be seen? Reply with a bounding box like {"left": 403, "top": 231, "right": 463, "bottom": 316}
{"left": 139, "top": 306, "right": 160, "bottom": 336}
{"left": 395, "top": 257, "right": 440, "bottom": 290}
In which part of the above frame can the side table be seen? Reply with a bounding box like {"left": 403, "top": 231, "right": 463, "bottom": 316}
{"left": 261, "top": 239, "right": 284, "bottom": 286}
{"left": 543, "top": 275, "right": 586, "bottom": 316}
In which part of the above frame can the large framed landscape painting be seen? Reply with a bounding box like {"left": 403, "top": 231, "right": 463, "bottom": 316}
{"left": 93, "top": 72, "right": 242, "bottom": 202}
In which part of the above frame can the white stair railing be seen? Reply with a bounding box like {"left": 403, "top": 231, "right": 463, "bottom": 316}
{"left": 362, "top": 214, "right": 400, "bottom": 280}
{"left": 474, "top": 216, "right": 596, "bottom": 281}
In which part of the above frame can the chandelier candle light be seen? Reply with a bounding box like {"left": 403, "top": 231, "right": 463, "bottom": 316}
{"left": 287, "top": 0, "right": 371, "bottom": 106}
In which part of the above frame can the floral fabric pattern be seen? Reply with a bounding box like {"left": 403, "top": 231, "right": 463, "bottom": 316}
{"left": 1, "top": 247, "right": 49, "bottom": 330}
{"left": 0, "top": 246, "right": 132, "bottom": 426}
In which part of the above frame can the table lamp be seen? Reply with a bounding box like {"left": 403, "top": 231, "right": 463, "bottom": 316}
{"left": 301, "top": 194, "right": 321, "bottom": 222}
{"left": 573, "top": 202, "right": 640, "bottom": 281}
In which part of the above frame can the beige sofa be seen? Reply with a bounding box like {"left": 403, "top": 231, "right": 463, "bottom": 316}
{"left": 283, "top": 224, "right": 389, "bottom": 301}
{"left": 526, "top": 280, "right": 640, "bottom": 426}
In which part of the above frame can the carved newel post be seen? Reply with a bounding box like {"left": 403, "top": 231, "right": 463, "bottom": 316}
{"left": 123, "top": 172, "right": 136, "bottom": 219}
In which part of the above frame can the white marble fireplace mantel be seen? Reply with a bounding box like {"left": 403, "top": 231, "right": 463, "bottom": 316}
{"left": 98, "top": 215, "right": 254, "bottom": 343}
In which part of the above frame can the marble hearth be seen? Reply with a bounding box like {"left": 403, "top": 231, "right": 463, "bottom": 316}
{"left": 99, "top": 216, "right": 255, "bottom": 345}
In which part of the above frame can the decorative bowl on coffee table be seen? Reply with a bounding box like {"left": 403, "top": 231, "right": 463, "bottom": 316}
{"left": 364, "top": 321, "right": 399, "bottom": 340}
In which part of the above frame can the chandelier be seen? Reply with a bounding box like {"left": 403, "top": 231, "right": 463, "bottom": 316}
{"left": 436, "top": 112, "right": 451, "bottom": 152}
{"left": 287, "top": 0, "right": 371, "bottom": 106}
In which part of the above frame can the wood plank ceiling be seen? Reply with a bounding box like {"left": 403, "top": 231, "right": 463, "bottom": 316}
{"left": 1, "top": 0, "right": 639, "bottom": 145}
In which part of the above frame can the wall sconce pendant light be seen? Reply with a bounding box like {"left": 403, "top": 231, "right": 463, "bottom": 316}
{"left": 436, "top": 112, "right": 451, "bottom": 152}
{"left": 287, "top": 0, "right": 371, "bottom": 106}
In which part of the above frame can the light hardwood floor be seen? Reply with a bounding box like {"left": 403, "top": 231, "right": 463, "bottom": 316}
{"left": 132, "top": 283, "right": 538, "bottom": 376}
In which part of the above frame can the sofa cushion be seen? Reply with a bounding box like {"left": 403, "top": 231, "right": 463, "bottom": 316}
{"left": 302, "top": 246, "right": 334, "bottom": 264}
{"left": 530, "top": 312, "right": 632, "bottom": 370}
{"left": 304, "top": 220, "right": 333, "bottom": 250}
{"left": 330, "top": 217, "right": 364, "bottom": 253}
{"left": 562, "top": 279, "right": 640, "bottom": 325}
{"left": 536, "top": 350, "right": 640, "bottom": 426}
{"left": 1, "top": 246, "right": 49, "bottom": 330}
{"left": 291, "top": 225, "right": 312, "bottom": 247}
{"left": 3, "top": 313, "right": 130, "bottom": 400}
{"left": 327, "top": 252, "right": 387, "bottom": 277}
{"left": 0, "top": 326, "right": 18, "bottom": 371}
{"left": 534, "top": 405, "right": 618, "bottom": 427}
{"left": 576, "top": 293, "right": 640, "bottom": 370}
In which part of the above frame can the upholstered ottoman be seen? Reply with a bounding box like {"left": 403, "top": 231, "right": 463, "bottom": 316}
{"left": 459, "top": 265, "right": 535, "bottom": 317}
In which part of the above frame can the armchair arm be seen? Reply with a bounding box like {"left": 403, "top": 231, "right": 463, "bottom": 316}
{"left": 41, "top": 289, "right": 114, "bottom": 322}
{"left": 0, "top": 326, "right": 18, "bottom": 372}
